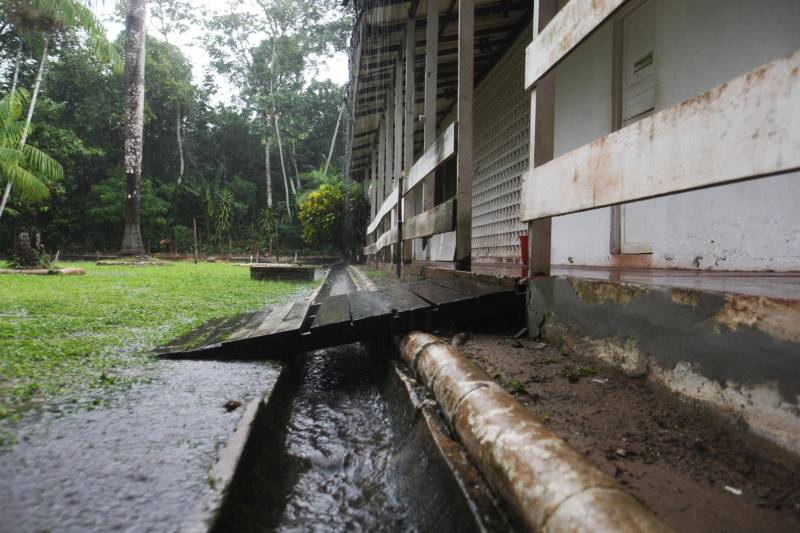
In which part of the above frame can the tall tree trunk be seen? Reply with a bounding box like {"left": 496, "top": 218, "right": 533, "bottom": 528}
{"left": 10, "top": 40, "right": 22, "bottom": 94}
{"left": 265, "top": 136, "right": 273, "bottom": 208}
{"left": 176, "top": 105, "right": 185, "bottom": 184}
{"left": 120, "top": 0, "right": 147, "bottom": 256}
{"left": 290, "top": 138, "right": 300, "bottom": 191}
{"left": 324, "top": 104, "right": 344, "bottom": 178}
{"left": 269, "top": 39, "right": 292, "bottom": 217}
{"left": 274, "top": 114, "right": 292, "bottom": 214}
{"left": 0, "top": 34, "right": 48, "bottom": 221}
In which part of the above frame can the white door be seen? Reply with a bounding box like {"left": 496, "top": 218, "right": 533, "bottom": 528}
{"left": 618, "top": 0, "right": 655, "bottom": 254}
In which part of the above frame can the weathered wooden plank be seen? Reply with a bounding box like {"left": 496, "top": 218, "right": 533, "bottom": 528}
{"left": 405, "top": 280, "right": 475, "bottom": 307}
{"left": 367, "top": 185, "right": 399, "bottom": 234}
{"left": 404, "top": 122, "right": 457, "bottom": 194}
{"left": 528, "top": 0, "right": 558, "bottom": 277}
{"left": 348, "top": 290, "right": 395, "bottom": 322}
{"left": 248, "top": 302, "right": 295, "bottom": 339}
{"left": 375, "top": 225, "right": 399, "bottom": 253}
{"left": 312, "top": 293, "right": 351, "bottom": 328}
{"left": 226, "top": 307, "right": 274, "bottom": 342}
{"left": 455, "top": 0, "right": 474, "bottom": 271}
{"left": 427, "top": 277, "right": 509, "bottom": 298}
{"left": 521, "top": 51, "right": 800, "bottom": 221}
{"left": 386, "top": 285, "right": 431, "bottom": 314}
{"left": 525, "top": 0, "right": 627, "bottom": 89}
{"left": 274, "top": 299, "right": 313, "bottom": 334}
{"left": 402, "top": 198, "right": 455, "bottom": 241}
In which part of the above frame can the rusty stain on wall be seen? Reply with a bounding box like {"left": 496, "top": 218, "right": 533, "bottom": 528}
{"left": 713, "top": 294, "right": 800, "bottom": 343}
{"left": 569, "top": 277, "right": 649, "bottom": 305}
{"left": 669, "top": 288, "right": 702, "bottom": 308}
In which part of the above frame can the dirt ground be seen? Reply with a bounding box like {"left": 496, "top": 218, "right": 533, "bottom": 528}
{"left": 448, "top": 330, "right": 800, "bottom": 533}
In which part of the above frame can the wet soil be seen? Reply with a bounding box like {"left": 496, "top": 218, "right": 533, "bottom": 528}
{"left": 456, "top": 331, "right": 800, "bottom": 533}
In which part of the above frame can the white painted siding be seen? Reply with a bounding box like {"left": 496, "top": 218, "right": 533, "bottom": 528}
{"left": 551, "top": 0, "right": 800, "bottom": 271}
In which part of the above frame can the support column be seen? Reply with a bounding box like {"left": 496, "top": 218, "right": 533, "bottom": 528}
{"left": 423, "top": 0, "right": 439, "bottom": 213}
{"left": 378, "top": 120, "right": 386, "bottom": 208}
{"left": 393, "top": 55, "right": 404, "bottom": 270}
{"left": 403, "top": 12, "right": 416, "bottom": 265}
{"left": 527, "top": 0, "right": 558, "bottom": 277}
{"left": 385, "top": 77, "right": 395, "bottom": 199}
{"left": 455, "top": 0, "right": 474, "bottom": 271}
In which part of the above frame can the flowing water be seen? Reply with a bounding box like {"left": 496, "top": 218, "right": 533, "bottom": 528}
{"left": 213, "top": 266, "right": 491, "bottom": 532}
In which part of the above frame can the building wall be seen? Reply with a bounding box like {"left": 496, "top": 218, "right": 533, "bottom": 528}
{"left": 551, "top": 0, "right": 800, "bottom": 271}
{"left": 471, "top": 26, "right": 532, "bottom": 262}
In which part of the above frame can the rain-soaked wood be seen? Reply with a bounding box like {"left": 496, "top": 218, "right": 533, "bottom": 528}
{"left": 405, "top": 280, "right": 475, "bottom": 307}
{"left": 521, "top": 50, "right": 800, "bottom": 221}
{"left": 158, "top": 274, "right": 522, "bottom": 360}
{"left": 402, "top": 198, "right": 455, "bottom": 241}
{"left": 525, "top": 0, "right": 627, "bottom": 89}
{"left": 423, "top": 0, "right": 439, "bottom": 212}
{"left": 249, "top": 302, "right": 295, "bottom": 338}
{"left": 367, "top": 185, "right": 399, "bottom": 234}
{"left": 404, "top": 122, "right": 457, "bottom": 194}
{"left": 526, "top": 0, "right": 558, "bottom": 277}
{"left": 348, "top": 290, "right": 395, "bottom": 323}
{"left": 226, "top": 307, "right": 274, "bottom": 342}
{"left": 455, "top": 0, "right": 474, "bottom": 271}
{"left": 312, "top": 293, "right": 351, "bottom": 329}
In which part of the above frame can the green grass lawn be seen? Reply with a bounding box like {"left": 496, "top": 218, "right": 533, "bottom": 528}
{"left": 0, "top": 261, "right": 314, "bottom": 423}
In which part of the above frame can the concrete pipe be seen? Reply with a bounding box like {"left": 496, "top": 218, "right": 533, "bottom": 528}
{"left": 399, "top": 332, "right": 671, "bottom": 533}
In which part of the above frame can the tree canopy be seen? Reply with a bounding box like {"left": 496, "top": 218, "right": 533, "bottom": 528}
{"left": 0, "top": 0, "right": 362, "bottom": 257}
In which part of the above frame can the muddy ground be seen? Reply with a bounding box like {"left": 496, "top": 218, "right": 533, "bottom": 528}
{"left": 448, "top": 329, "right": 800, "bottom": 532}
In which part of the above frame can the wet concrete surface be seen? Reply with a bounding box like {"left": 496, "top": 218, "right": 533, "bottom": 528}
{"left": 0, "top": 354, "right": 282, "bottom": 532}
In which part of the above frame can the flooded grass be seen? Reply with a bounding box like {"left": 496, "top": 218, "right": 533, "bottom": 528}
{"left": 0, "top": 261, "right": 316, "bottom": 426}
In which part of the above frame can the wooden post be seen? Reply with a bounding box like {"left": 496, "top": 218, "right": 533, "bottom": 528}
{"left": 403, "top": 11, "right": 416, "bottom": 265}
{"left": 394, "top": 56, "right": 404, "bottom": 271}
{"left": 385, "top": 76, "right": 395, "bottom": 198}
{"left": 378, "top": 120, "right": 386, "bottom": 204}
{"left": 423, "top": 0, "right": 439, "bottom": 214}
{"left": 455, "top": 0, "right": 474, "bottom": 272}
{"left": 528, "top": 0, "right": 558, "bottom": 277}
{"left": 192, "top": 217, "right": 198, "bottom": 264}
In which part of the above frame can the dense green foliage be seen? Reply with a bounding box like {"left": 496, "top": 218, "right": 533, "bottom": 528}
{"left": 298, "top": 173, "right": 369, "bottom": 251}
{"left": 0, "top": 261, "right": 315, "bottom": 426}
{"left": 0, "top": 2, "right": 360, "bottom": 257}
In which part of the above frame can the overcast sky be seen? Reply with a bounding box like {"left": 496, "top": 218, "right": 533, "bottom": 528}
{"left": 94, "top": 0, "right": 349, "bottom": 105}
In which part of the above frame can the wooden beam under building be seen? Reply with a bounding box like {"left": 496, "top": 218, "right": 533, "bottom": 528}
{"left": 527, "top": 0, "right": 558, "bottom": 277}
{"left": 423, "top": 0, "right": 439, "bottom": 215}
{"left": 403, "top": 12, "right": 416, "bottom": 265}
{"left": 455, "top": 0, "right": 474, "bottom": 272}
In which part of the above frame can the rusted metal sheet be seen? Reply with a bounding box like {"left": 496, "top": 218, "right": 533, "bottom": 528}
{"left": 404, "top": 121, "right": 457, "bottom": 194}
{"left": 402, "top": 199, "right": 455, "bottom": 240}
{"left": 524, "top": 0, "right": 628, "bottom": 89}
{"left": 521, "top": 51, "right": 800, "bottom": 221}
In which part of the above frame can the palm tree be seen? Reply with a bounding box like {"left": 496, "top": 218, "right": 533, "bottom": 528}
{"left": 0, "top": 90, "right": 63, "bottom": 215}
{"left": 120, "top": 0, "right": 147, "bottom": 256}
{"left": 0, "top": 0, "right": 120, "bottom": 220}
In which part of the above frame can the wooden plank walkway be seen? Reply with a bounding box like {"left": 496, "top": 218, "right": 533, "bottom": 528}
{"left": 157, "top": 278, "right": 523, "bottom": 359}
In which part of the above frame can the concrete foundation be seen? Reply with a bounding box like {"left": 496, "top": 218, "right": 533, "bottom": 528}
{"left": 249, "top": 264, "right": 315, "bottom": 282}
{"left": 528, "top": 276, "right": 800, "bottom": 454}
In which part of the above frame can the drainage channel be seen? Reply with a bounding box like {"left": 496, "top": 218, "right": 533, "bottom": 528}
{"left": 210, "top": 265, "right": 508, "bottom": 532}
